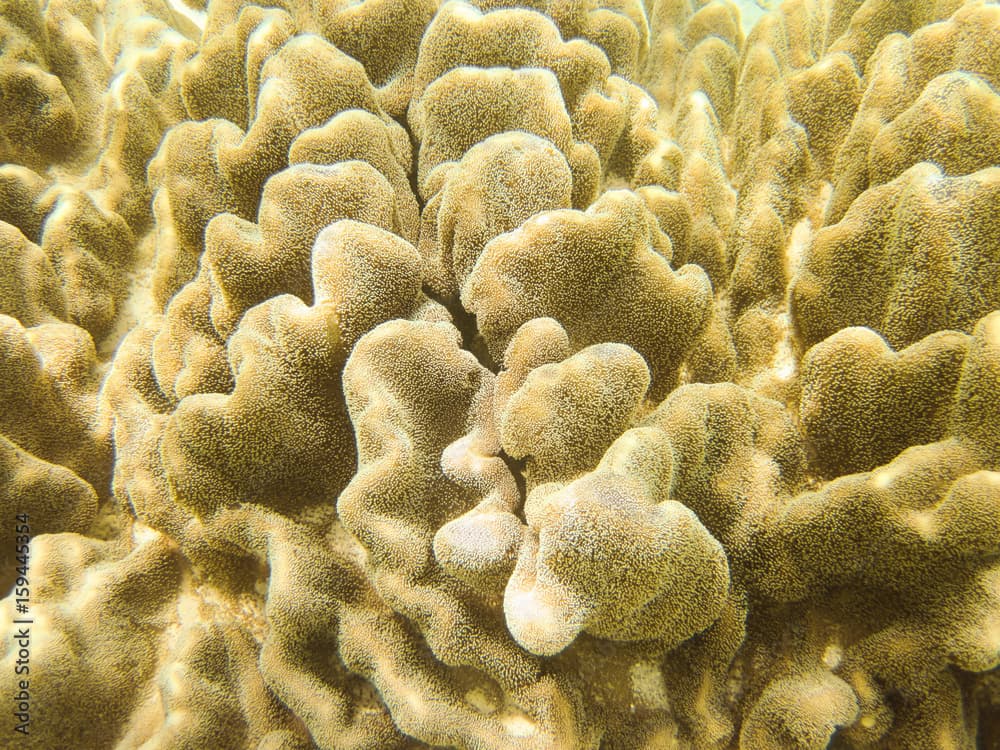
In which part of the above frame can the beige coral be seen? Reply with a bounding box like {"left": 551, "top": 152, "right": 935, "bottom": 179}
{"left": 464, "top": 189, "right": 712, "bottom": 397}
{"left": 1, "top": 0, "right": 1000, "bottom": 747}
{"left": 505, "top": 427, "right": 731, "bottom": 656}
{"left": 791, "top": 163, "right": 1000, "bottom": 349}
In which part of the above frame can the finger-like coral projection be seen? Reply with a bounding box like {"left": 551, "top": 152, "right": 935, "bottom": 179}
{"left": 218, "top": 33, "right": 403, "bottom": 209}
{"left": 410, "top": 66, "right": 575, "bottom": 192}
{"left": 739, "top": 670, "right": 859, "bottom": 749}
{"left": 411, "top": 2, "right": 610, "bottom": 115}
{"left": 38, "top": 187, "right": 137, "bottom": 339}
{"left": 829, "top": 1, "right": 1000, "bottom": 222}
{"left": 0, "top": 0, "right": 83, "bottom": 166}
{"left": 0, "top": 220, "right": 65, "bottom": 326}
{"left": 146, "top": 118, "right": 247, "bottom": 306}
{"left": 0, "top": 439, "right": 97, "bottom": 556}
{"left": 2, "top": 0, "right": 1000, "bottom": 747}
{"left": 204, "top": 160, "right": 413, "bottom": 335}
{"left": 160, "top": 291, "right": 357, "bottom": 517}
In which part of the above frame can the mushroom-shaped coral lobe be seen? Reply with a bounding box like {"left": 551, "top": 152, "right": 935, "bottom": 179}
{"left": 2, "top": 0, "right": 1000, "bottom": 748}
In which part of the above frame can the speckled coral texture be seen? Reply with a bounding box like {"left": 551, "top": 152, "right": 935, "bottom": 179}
{"left": 1, "top": 0, "right": 999, "bottom": 747}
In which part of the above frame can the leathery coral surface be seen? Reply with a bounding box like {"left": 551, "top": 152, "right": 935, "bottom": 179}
{"left": 1, "top": 0, "right": 999, "bottom": 746}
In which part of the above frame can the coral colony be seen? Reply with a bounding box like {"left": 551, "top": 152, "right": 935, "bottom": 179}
{"left": 1, "top": 0, "right": 1000, "bottom": 747}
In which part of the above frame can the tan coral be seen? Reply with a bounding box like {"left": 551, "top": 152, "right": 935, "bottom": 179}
{"left": 866, "top": 72, "right": 1000, "bottom": 193}
{"left": 38, "top": 187, "right": 136, "bottom": 340}
{"left": 412, "top": 2, "right": 611, "bottom": 116}
{"left": 463, "top": 189, "right": 712, "bottom": 397}
{"left": 91, "top": 16, "right": 197, "bottom": 231}
{"left": 288, "top": 109, "right": 418, "bottom": 242}
{"left": 467, "top": 0, "right": 649, "bottom": 79}
{"left": 0, "top": 0, "right": 83, "bottom": 166}
{"left": 499, "top": 341, "right": 651, "bottom": 485}
{"left": 341, "top": 320, "right": 596, "bottom": 747}
{"left": 313, "top": 0, "right": 438, "bottom": 117}
{"left": 147, "top": 119, "right": 247, "bottom": 307}
{"left": 791, "top": 163, "right": 1000, "bottom": 350}
{"left": 309, "top": 220, "right": 429, "bottom": 349}
{"left": 505, "top": 426, "right": 730, "bottom": 656}
{"left": 204, "top": 160, "right": 411, "bottom": 337}
{"left": 799, "top": 326, "right": 969, "bottom": 477}
{"left": 419, "top": 132, "right": 574, "bottom": 299}
{"left": 739, "top": 670, "right": 859, "bottom": 749}
{"left": 952, "top": 310, "right": 1000, "bottom": 462}
{"left": 0, "top": 315, "right": 109, "bottom": 491}
{"left": 749, "top": 453, "right": 1000, "bottom": 746}
{"left": 0, "top": 533, "right": 182, "bottom": 749}
{"left": 2, "top": 0, "right": 1000, "bottom": 746}
{"left": 0, "top": 221, "right": 67, "bottom": 326}
{"left": 728, "top": 123, "right": 812, "bottom": 313}
{"left": 0, "top": 438, "right": 98, "bottom": 556}
{"left": 644, "top": 381, "right": 804, "bottom": 546}
{"left": 830, "top": 3, "right": 1000, "bottom": 223}
{"left": 106, "top": 207, "right": 441, "bottom": 533}
{"left": 180, "top": 6, "right": 294, "bottom": 129}
{"left": 214, "top": 34, "right": 389, "bottom": 213}
{"left": 160, "top": 292, "right": 356, "bottom": 517}
{"left": 156, "top": 214, "right": 438, "bottom": 519}
{"left": 409, "top": 65, "right": 575, "bottom": 193}
{"left": 673, "top": 89, "right": 736, "bottom": 286}
{"left": 0, "top": 164, "right": 47, "bottom": 243}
